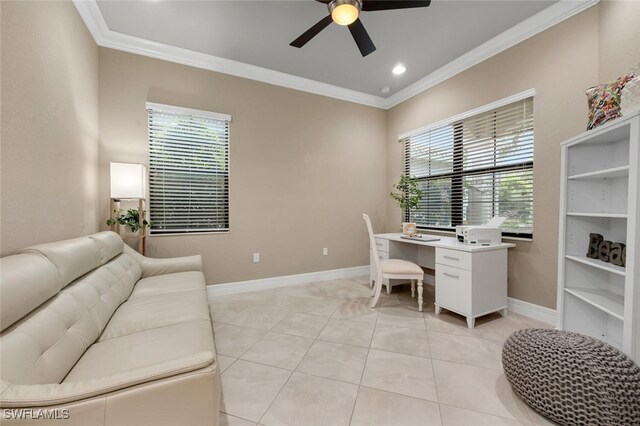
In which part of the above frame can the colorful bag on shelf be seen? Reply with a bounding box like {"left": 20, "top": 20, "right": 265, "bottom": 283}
{"left": 586, "top": 72, "right": 634, "bottom": 130}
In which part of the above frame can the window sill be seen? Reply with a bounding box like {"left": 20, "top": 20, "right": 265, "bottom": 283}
{"left": 502, "top": 235, "right": 534, "bottom": 242}
{"left": 148, "top": 230, "right": 229, "bottom": 237}
{"left": 413, "top": 227, "right": 533, "bottom": 242}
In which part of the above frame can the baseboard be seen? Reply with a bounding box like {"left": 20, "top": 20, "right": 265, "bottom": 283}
{"left": 508, "top": 297, "right": 556, "bottom": 325}
{"left": 207, "top": 265, "right": 370, "bottom": 296}
{"left": 207, "top": 267, "right": 556, "bottom": 325}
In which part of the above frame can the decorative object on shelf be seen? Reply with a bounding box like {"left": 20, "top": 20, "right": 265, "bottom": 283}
{"left": 109, "top": 162, "right": 148, "bottom": 254}
{"left": 503, "top": 328, "right": 640, "bottom": 426}
{"left": 587, "top": 233, "right": 603, "bottom": 259}
{"left": 598, "top": 240, "right": 612, "bottom": 262}
{"left": 621, "top": 64, "right": 640, "bottom": 116}
{"left": 586, "top": 73, "right": 634, "bottom": 130}
{"left": 390, "top": 175, "right": 424, "bottom": 235}
{"left": 402, "top": 222, "right": 417, "bottom": 237}
{"left": 586, "top": 233, "right": 626, "bottom": 267}
{"left": 610, "top": 242, "right": 626, "bottom": 267}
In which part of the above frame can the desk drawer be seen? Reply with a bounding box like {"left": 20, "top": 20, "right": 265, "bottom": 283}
{"left": 436, "top": 264, "right": 471, "bottom": 314}
{"left": 374, "top": 238, "right": 389, "bottom": 253}
{"left": 370, "top": 250, "right": 389, "bottom": 268}
{"left": 436, "top": 248, "right": 472, "bottom": 270}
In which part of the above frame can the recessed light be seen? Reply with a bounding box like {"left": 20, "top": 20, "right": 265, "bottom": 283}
{"left": 381, "top": 86, "right": 391, "bottom": 94}
{"left": 392, "top": 64, "right": 406, "bottom": 76}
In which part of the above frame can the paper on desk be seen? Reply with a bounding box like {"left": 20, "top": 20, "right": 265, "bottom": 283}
{"left": 485, "top": 216, "right": 507, "bottom": 227}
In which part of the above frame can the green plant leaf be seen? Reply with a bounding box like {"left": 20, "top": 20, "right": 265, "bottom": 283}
{"left": 390, "top": 175, "right": 424, "bottom": 216}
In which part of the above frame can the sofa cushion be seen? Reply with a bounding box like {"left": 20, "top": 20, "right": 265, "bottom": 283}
{"left": 129, "top": 271, "right": 206, "bottom": 299}
{"left": 0, "top": 321, "right": 215, "bottom": 408}
{"left": 89, "top": 232, "right": 125, "bottom": 265}
{"left": 98, "top": 288, "right": 211, "bottom": 341}
{"left": 0, "top": 253, "right": 141, "bottom": 392}
{"left": 19, "top": 232, "right": 123, "bottom": 288}
{"left": 64, "top": 320, "right": 215, "bottom": 383}
{"left": 1, "top": 232, "right": 125, "bottom": 333}
{"left": 0, "top": 253, "right": 61, "bottom": 332}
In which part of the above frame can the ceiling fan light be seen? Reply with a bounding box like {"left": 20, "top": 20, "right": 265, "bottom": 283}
{"left": 330, "top": 0, "right": 360, "bottom": 26}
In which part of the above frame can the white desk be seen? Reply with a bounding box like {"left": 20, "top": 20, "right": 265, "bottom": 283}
{"left": 372, "top": 233, "right": 515, "bottom": 328}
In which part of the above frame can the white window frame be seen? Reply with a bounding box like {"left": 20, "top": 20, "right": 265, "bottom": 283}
{"left": 399, "top": 89, "right": 535, "bottom": 239}
{"left": 146, "top": 102, "right": 231, "bottom": 236}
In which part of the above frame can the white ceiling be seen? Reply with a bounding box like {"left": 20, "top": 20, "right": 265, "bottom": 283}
{"left": 95, "top": 0, "right": 556, "bottom": 97}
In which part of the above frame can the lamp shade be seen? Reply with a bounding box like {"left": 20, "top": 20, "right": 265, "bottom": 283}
{"left": 110, "top": 162, "right": 146, "bottom": 199}
{"left": 331, "top": 3, "right": 359, "bottom": 26}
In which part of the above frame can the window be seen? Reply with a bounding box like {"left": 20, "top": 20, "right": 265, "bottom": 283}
{"left": 146, "top": 103, "right": 230, "bottom": 235}
{"left": 401, "top": 95, "right": 534, "bottom": 238}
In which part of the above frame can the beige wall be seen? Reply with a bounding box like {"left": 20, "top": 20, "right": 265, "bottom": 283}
{"left": 598, "top": 0, "right": 640, "bottom": 81}
{"left": 2, "top": 0, "right": 638, "bottom": 306}
{"left": 0, "top": 1, "right": 99, "bottom": 255}
{"left": 98, "top": 49, "right": 388, "bottom": 284}
{"left": 386, "top": 2, "right": 640, "bottom": 309}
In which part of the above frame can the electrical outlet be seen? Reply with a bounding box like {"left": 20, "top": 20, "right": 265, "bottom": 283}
{"left": 253, "top": 253, "right": 260, "bottom": 263}
{"left": 323, "top": 248, "right": 328, "bottom": 256}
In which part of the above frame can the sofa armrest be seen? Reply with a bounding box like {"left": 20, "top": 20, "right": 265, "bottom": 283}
{"left": 140, "top": 255, "right": 203, "bottom": 278}
{"left": 123, "top": 245, "right": 203, "bottom": 278}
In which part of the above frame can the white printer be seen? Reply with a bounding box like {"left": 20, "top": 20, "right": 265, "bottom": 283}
{"left": 456, "top": 217, "right": 506, "bottom": 246}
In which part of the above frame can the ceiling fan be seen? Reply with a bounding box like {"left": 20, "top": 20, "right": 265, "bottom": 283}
{"left": 290, "top": 0, "right": 432, "bottom": 57}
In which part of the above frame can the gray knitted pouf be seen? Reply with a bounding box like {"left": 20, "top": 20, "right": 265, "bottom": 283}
{"left": 502, "top": 328, "right": 640, "bottom": 426}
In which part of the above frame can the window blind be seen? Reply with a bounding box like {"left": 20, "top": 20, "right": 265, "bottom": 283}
{"left": 147, "top": 103, "right": 230, "bottom": 235}
{"left": 402, "top": 97, "right": 534, "bottom": 237}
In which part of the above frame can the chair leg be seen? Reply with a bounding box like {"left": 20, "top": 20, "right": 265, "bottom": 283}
{"left": 371, "top": 276, "right": 383, "bottom": 309}
{"left": 411, "top": 280, "right": 416, "bottom": 298}
{"left": 370, "top": 280, "right": 377, "bottom": 297}
{"left": 417, "top": 280, "right": 423, "bottom": 312}
{"left": 386, "top": 281, "right": 391, "bottom": 295}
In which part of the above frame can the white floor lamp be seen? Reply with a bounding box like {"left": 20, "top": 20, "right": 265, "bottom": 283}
{"left": 109, "top": 162, "right": 147, "bottom": 254}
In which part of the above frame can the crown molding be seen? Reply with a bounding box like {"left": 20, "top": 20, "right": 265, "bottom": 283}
{"left": 72, "top": 0, "right": 387, "bottom": 109}
{"left": 382, "top": 0, "right": 599, "bottom": 109}
{"left": 74, "top": 0, "right": 598, "bottom": 111}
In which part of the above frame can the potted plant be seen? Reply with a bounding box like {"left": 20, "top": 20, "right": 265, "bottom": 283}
{"left": 390, "top": 175, "right": 424, "bottom": 236}
{"left": 106, "top": 208, "right": 151, "bottom": 238}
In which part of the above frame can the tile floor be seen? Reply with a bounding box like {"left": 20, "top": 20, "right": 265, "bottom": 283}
{"left": 209, "top": 276, "right": 557, "bottom": 426}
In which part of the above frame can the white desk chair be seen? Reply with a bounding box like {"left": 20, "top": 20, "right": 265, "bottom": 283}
{"left": 363, "top": 214, "right": 425, "bottom": 311}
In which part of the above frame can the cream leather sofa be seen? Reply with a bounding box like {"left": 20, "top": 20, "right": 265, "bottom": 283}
{"left": 0, "top": 231, "right": 219, "bottom": 425}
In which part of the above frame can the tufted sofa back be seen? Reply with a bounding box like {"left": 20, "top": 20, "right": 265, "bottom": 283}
{"left": 0, "top": 232, "right": 142, "bottom": 392}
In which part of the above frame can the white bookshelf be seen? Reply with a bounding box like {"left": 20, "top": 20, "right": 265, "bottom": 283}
{"left": 557, "top": 111, "right": 640, "bottom": 364}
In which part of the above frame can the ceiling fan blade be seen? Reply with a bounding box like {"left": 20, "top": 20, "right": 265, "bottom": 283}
{"left": 290, "top": 15, "right": 334, "bottom": 48}
{"left": 361, "top": 0, "right": 431, "bottom": 12}
{"left": 348, "top": 18, "right": 376, "bottom": 57}
{"left": 314, "top": 0, "right": 332, "bottom": 3}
